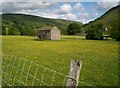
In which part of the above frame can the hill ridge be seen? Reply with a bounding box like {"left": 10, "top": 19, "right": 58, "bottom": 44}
{"left": 2, "top": 13, "right": 82, "bottom": 35}
{"left": 85, "top": 5, "right": 120, "bottom": 28}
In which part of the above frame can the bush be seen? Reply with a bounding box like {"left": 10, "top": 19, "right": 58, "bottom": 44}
{"left": 67, "top": 23, "right": 82, "bottom": 35}
{"left": 109, "top": 19, "right": 120, "bottom": 41}
{"left": 86, "top": 28, "right": 103, "bottom": 40}
{"left": 85, "top": 24, "right": 103, "bottom": 40}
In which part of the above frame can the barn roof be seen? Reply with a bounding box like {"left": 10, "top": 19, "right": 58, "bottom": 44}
{"left": 38, "top": 26, "right": 59, "bottom": 31}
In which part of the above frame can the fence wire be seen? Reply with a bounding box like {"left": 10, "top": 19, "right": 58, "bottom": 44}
{"left": 2, "top": 56, "right": 94, "bottom": 87}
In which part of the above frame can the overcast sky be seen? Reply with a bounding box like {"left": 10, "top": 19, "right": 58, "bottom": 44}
{"left": 0, "top": 0, "right": 119, "bottom": 24}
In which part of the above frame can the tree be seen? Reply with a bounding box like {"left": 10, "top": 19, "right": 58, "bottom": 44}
{"left": 2, "top": 26, "right": 7, "bottom": 35}
{"left": 85, "top": 23, "right": 103, "bottom": 40}
{"left": 5, "top": 27, "right": 9, "bottom": 35}
{"left": 109, "top": 19, "right": 120, "bottom": 41}
{"left": 67, "top": 23, "right": 82, "bottom": 35}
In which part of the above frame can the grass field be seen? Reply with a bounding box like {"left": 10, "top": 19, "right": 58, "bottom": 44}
{"left": 2, "top": 35, "right": 118, "bottom": 86}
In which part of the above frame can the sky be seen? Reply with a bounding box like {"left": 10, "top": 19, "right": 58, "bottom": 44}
{"left": 0, "top": 0, "right": 119, "bottom": 24}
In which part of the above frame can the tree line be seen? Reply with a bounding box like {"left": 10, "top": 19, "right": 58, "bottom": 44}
{"left": 2, "top": 19, "right": 119, "bottom": 41}
{"left": 67, "top": 20, "right": 119, "bottom": 41}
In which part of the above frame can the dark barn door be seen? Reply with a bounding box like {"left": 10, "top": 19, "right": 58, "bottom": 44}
{"left": 39, "top": 30, "right": 50, "bottom": 40}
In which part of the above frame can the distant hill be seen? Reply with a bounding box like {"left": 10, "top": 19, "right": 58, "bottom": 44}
{"left": 2, "top": 5, "right": 119, "bottom": 36}
{"left": 84, "top": 5, "right": 119, "bottom": 33}
{"left": 2, "top": 13, "right": 82, "bottom": 35}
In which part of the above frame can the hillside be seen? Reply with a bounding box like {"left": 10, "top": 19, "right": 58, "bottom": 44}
{"left": 2, "top": 13, "right": 82, "bottom": 35}
{"left": 1, "top": 5, "right": 119, "bottom": 36}
{"left": 84, "top": 5, "right": 119, "bottom": 32}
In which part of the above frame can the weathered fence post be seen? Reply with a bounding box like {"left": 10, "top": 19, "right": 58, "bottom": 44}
{"left": 66, "top": 61, "right": 82, "bottom": 88}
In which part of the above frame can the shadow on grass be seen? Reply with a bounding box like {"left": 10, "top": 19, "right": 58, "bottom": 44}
{"left": 34, "top": 39, "right": 63, "bottom": 42}
{"left": 34, "top": 39, "right": 44, "bottom": 41}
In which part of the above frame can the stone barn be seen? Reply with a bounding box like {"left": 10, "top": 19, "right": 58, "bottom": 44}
{"left": 37, "top": 26, "right": 61, "bottom": 40}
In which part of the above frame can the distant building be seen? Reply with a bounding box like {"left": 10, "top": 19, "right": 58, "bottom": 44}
{"left": 37, "top": 26, "right": 61, "bottom": 40}
{"left": 105, "top": 28, "right": 108, "bottom": 31}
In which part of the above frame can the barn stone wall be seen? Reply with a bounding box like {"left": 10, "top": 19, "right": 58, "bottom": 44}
{"left": 38, "top": 27, "right": 60, "bottom": 40}
{"left": 51, "top": 30, "right": 60, "bottom": 40}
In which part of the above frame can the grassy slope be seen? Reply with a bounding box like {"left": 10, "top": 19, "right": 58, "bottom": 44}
{"left": 2, "top": 13, "right": 82, "bottom": 33}
{"left": 2, "top": 36, "right": 118, "bottom": 86}
{"left": 2, "top": 13, "right": 73, "bottom": 26}
{"left": 85, "top": 5, "right": 119, "bottom": 29}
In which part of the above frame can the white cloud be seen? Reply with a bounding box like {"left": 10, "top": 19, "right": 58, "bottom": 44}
{"left": 4, "top": 0, "right": 43, "bottom": 2}
{"left": 97, "top": 0, "right": 118, "bottom": 11}
{"left": 61, "top": 13, "right": 77, "bottom": 21}
{"left": 2, "top": 2, "right": 118, "bottom": 24}
{"left": 0, "top": 0, "right": 4, "bottom": 2}
{"left": 77, "top": 12, "right": 91, "bottom": 23}
{"left": 38, "top": 10, "right": 59, "bottom": 19}
{"left": 57, "top": 3, "right": 72, "bottom": 14}
{"left": 0, "top": 2, "right": 2, "bottom": 6}
{"left": 2, "top": 2, "right": 55, "bottom": 13}
{"left": 3, "top": 0, "right": 120, "bottom": 2}
{"left": 98, "top": 0, "right": 119, "bottom": 2}
{"left": 54, "top": 3, "right": 87, "bottom": 22}
{"left": 66, "top": 13, "right": 77, "bottom": 20}
{"left": 74, "top": 3, "right": 84, "bottom": 12}
{"left": 0, "top": 2, "right": 2, "bottom": 14}
{"left": 77, "top": 11, "right": 99, "bottom": 24}
{"left": 2, "top": 2, "right": 77, "bottom": 22}
{"left": 37, "top": 10, "right": 77, "bottom": 21}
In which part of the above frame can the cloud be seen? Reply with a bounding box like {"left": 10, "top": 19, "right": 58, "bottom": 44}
{"left": 2, "top": 2, "right": 77, "bottom": 22}
{"left": 97, "top": 0, "right": 118, "bottom": 11}
{"left": 98, "top": 0, "right": 119, "bottom": 2}
{"left": 66, "top": 13, "right": 77, "bottom": 20}
{"left": 2, "top": 2, "right": 55, "bottom": 13}
{"left": 54, "top": 3, "right": 85, "bottom": 22}
{"left": 0, "top": 0, "right": 4, "bottom": 2}
{"left": 77, "top": 9, "right": 100, "bottom": 24}
{"left": 0, "top": 2, "right": 2, "bottom": 14}
{"left": 37, "top": 9, "right": 77, "bottom": 21}
{"left": 38, "top": 10, "right": 59, "bottom": 19}
{"left": 0, "top": 2, "right": 2, "bottom": 6}
{"left": 59, "top": 13, "right": 77, "bottom": 21}
{"left": 4, "top": 0, "right": 44, "bottom": 2}
{"left": 57, "top": 3, "right": 73, "bottom": 14}
{"left": 57, "top": 3, "right": 85, "bottom": 14}
{"left": 2, "top": 2, "right": 118, "bottom": 24}
{"left": 77, "top": 12, "right": 91, "bottom": 23}
{"left": 74, "top": 3, "right": 84, "bottom": 12}
{"left": 3, "top": 0, "right": 120, "bottom": 2}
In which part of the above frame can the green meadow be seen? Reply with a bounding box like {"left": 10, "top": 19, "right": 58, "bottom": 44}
{"left": 2, "top": 35, "right": 118, "bottom": 86}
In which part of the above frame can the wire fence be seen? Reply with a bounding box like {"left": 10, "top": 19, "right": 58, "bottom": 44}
{"left": 2, "top": 56, "right": 95, "bottom": 87}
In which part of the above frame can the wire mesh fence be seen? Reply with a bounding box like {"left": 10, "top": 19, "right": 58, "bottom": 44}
{"left": 0, "top": 56, "right": 2, "bottom": 87}
{"left": 2, "top": 55, "right": 94, "bottom": 87}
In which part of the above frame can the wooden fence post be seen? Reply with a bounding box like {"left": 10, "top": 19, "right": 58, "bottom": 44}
{"left": 66, "top": 60, "right": 82, "bottom": 88}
